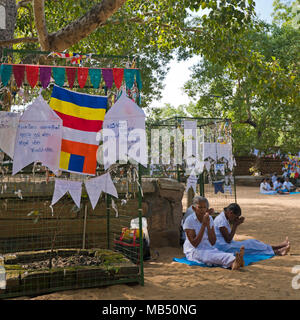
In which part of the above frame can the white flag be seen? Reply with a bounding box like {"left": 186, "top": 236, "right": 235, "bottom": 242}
{"left": 12, "top": 95, "right": 62, "bottom": 175}
{"left": 85, "top": 172, "right": 118, "bottom": 209}
{"left": 186, "top": 175, "right": 198, "bottom": 193}
{"left": 51, "top": 179, "right": 82, "bottom": 208}
{"left": 0, "top": 112, "right": 21, "bottom": 159}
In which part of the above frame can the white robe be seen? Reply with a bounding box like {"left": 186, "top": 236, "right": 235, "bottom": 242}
{"left": 214, "top": 212, "right": 274, "bottom": 256}
{"left": 183, "top": 212, "right": 235, "bottom": 268}
{"left": 260, "top": 182, "right": 277, "bottom": 195}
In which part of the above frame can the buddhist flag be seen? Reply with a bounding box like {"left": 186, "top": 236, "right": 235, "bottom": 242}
{"left": 49, "top": 85, "right": 107, "bottom": 175}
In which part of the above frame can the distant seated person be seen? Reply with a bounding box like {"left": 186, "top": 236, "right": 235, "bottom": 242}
{"left": 282, "top": 168, "right": 289, "bottom": 178}
{"left": 273, "top": 177, "right": 290, "bottom": 195}
{"left": 282, "top": 177, "right": 297, "bottom": 192}
{"left": 271, "top": 172, "right": 278, "bottom": 186}
{"left": 260, "top": 178, "right": 277, "bottom": 195}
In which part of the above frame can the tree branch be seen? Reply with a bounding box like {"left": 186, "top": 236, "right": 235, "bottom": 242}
{"left": 0, "top": 37, "right": 39, "bottom": 46}
{"left": 17, "top": 0, "right": 58, "bottom": 10}
{"left": 47, "top": 0, "right": 127, "bottom": 51}
{"left": 240, "top": 118, "right": 257, "bottom": 128}
{"left": 33, "top": 0, "right": 49, "bottom": 50}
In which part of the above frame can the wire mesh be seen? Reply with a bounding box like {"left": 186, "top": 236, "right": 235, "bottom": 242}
{"left": 0, "top": 49, "right": 144, "bottom": 298}
{"left": 0, "top": 164, "right": 143, "bottom": 298}
{"left": 145, "top": 117, "right": 236, "bottom": 214}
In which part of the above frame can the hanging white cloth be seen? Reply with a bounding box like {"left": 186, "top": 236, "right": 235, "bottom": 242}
{"left": 216, "top": 143, "right": 232, "bottom": 161}
{"left": 84, "top": 172, "right": 118, "bottom": 209}
{"left": 102, "top": 91, "right": 147, "bottom": 169}
{"left": 12, "top": 95, "right": 62, "bottom": 175}
{"left": 202, "top": 142, "right": 217, "bottom": 161}
{"left": 51, "top": 179, "right": 82, "bottom": 208}
{"left": 0, "top": 112, "right": 21, "bottom": 159}
{"left": 184, "top": 120, "right": 198, "bottom": 158}
{"left": 186, "top": 175, "right": 198, "bottom": 193}
{"left": 204, "top": 161, "right": 211, "bottom": 172}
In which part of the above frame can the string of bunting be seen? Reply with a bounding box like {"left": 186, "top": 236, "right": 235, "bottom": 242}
{"left": 0, "top": 63, "right": 142, "bottom": 90}
{"left": 49, "top": 52, "right": 93, "bottom": 65}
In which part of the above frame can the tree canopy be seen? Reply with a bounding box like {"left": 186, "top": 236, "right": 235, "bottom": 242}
{"left": 177, "top": 1, "right": 300, "bottom": 155}
{"left": 1, "top": 0, "right": 257, "bottom": 106}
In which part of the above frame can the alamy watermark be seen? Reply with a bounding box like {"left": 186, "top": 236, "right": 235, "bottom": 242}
{"left": 291, "top": 265, "right": 300, "bottom": 290}
{"left": 0, "top": 266, "right": 6, "bottom": 290}
{"left": 97, "top": 124, "right": 213, "bottom": 175}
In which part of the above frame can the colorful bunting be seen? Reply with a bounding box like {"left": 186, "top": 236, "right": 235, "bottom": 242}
{"left": 77, "top": 67, "right": 89, "bottom": 88}
{"left": 49, "top": 85, "right": 107, "bottom": 175}
{"left": 39, "top": 66, "right": 52, "bottom": 89}
{"left": 89, "top": 68, "right": 101, "bottom": 89}
{"left": 13, "top": 64, "right": 25, "bottom": 88}
{"left": 113, "top": 68, "right": 124, "bottom": 89}
{"left": 49, "top": 52, "right": 92, "bottom": 65}
{"left": 124, "top": 69, "right": 135, "bottom": 89}
{"left": 102, "top": 68, "right": 114, "bottom": 89}
{"left": 0, "top": 64, "right": 12, "bottom": 86}
{"left": 52, "top": 67, "right": 65, "bottom": 87}
{"left": 0, "top": 63, "right": 142, "bottom": 91}
{"left": 66, "top": 67, "right": 77, "bottom": 89}
{"left": 135, "top": 69, "right": 142, "bottom": 90}
{"left": 25, "top": 65, "right": 39, "bottom": 88}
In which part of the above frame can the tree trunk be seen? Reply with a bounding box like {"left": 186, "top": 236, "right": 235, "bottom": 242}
{"left": 33, "top": 0, "right": 49, "bottom": 50}
{"left": 0, "top": 0, "right": 17, "bottom": 49}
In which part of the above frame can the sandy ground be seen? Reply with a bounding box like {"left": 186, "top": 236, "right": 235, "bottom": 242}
{"left": 15, "top": 186, "right": 300, "bottom": 300}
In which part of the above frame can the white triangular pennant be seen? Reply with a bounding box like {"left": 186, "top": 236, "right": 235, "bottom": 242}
{"left": 85, "top": 172, "right": 118, "bottom": 210}
{"left": 51, "top": 179, "right": 82, "bottom": 208}
{"left": 185, "top": 175, "right": 198, "bottom": 193}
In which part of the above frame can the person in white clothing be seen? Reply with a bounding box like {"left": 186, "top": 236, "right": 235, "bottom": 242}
{"left": 183, "top": 196, "right": 244, "bottom": 270}
{"left": 214, "top": 203, "right": 290, "bottom": 256}
{"left": 283, "top": 177, "right": 297, "bottom": 192}
{"left": 282, "top": 168, "right": 288, "bottom": 178}
{"left": 260, "top": 178, "right": 277, "bottom": 195}
{"left": 273, "top": 177, "right": 290, "bottom": 194}
{"left": 271, "top": 173, "right": 277, "bottom": 186}
{"left": 180, "top": 204, "right": 215, "bottom": 244}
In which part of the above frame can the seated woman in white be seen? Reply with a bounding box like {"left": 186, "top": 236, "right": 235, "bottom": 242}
{"left": 183, "top": 196, "right": 244, "bottom": 270}
{"left": 273, "top": 178, "right": 289, "bottom": 194}
{"left": 260, "top": 178, "right": 277, "bottom": 194}
{"left": 214, "top": 203, "right": 290, "bottom": 256}
{"left": 283, "top": 177, "right": 297, "bottom": 192}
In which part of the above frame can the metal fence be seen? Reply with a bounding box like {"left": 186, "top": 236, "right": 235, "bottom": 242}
{"left": 0, "top": 164, "right": 144, "bottom": 298}
{"left": 0, "top": 49, "right": 145, "bottom": 298}
{"left": 144, "top": 117, "right": 236, "bottom": 214}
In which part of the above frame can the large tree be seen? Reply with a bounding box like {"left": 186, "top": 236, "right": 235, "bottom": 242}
{"left": 181, "top": 2, "right": 300, "bottom": 155}
{"left": 0, "top": 0, "right": 256, "bottom": 106}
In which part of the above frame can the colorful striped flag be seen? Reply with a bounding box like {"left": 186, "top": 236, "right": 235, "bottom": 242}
{"left": 49, "top": 85, "right": 107, "bottom": 175}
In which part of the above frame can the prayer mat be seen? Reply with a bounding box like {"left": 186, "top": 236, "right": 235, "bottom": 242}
{"left": 173, "top": 254, "right": 274, "bottom": 268}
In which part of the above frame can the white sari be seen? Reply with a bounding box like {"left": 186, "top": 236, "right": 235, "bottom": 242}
{"left": 214, "top": 212, "right": 274, "bottom": 256}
